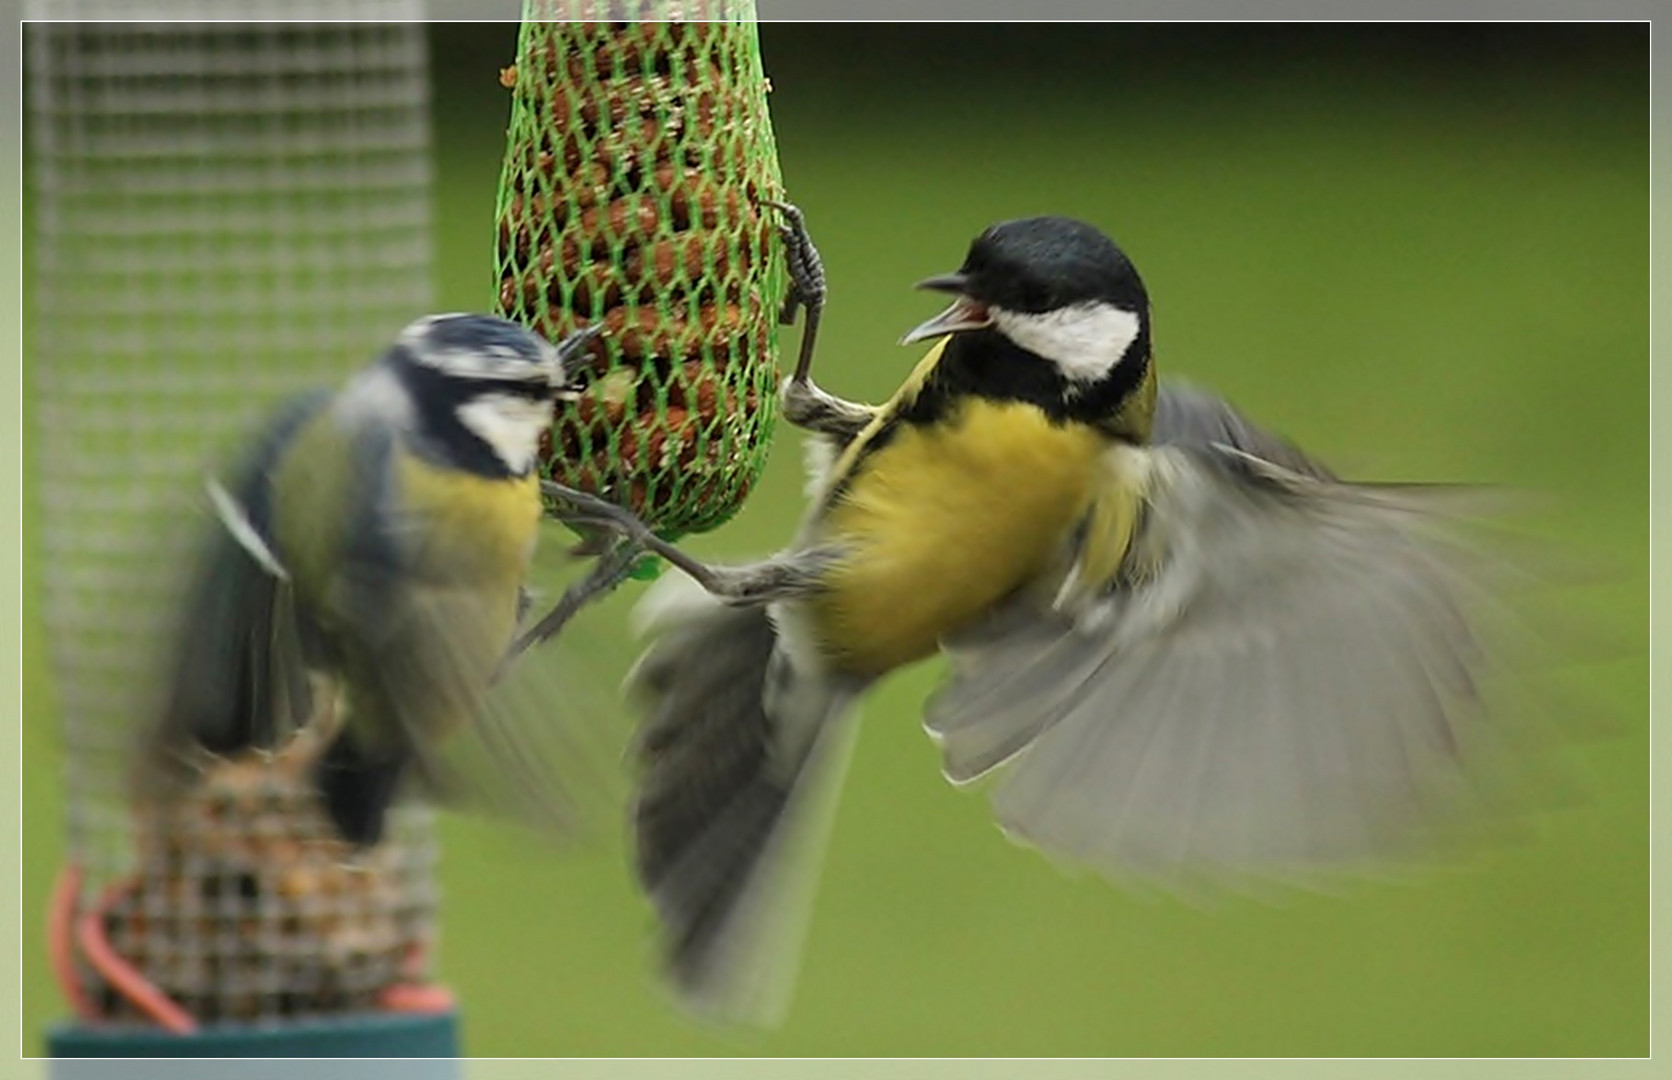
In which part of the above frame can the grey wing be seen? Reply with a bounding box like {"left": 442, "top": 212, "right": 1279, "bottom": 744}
{"left": 927, "top": 443, "right": 1533, "bottom": 887}
{"left": 430, "top": 574, "right": 626, "bottom": 841}
{"left": 1152, "top": 380, "right": 1336, "bottom": 480}
{"left": 627, "top": 575, "right": 862, "bottom": 1026}
{"left": 136, "top": 388, "right": 332, "bottom": 797}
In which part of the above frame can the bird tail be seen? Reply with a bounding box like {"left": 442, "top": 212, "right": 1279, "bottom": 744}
{"left": 311, "top": 723, "right": 412, "bottom": 849}
{"left": 627, "top": 575, "right": 861, "bottom": 1027}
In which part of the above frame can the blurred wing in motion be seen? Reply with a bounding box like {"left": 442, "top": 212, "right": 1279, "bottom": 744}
{"left": 135, "top": 389, "right": 333, "bottom": 799}
{"left": 928, "top": 439, "right": 1547, "bottom": 889}
{"left": 308, "top": 566, "right": 506, "bottom": 846}
{"left": 1151, "top": 380, "right": 1337, "bottom": 480}
{"left": 627, "top": 574, "right": 862, "bottom": 1027}
{"left": 417, "top": 572, "right": 628, "bottom": 847}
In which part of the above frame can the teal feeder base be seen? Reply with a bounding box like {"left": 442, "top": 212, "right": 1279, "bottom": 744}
{"left": 47, "top": 1010, "right": 461, "bottom": 1080}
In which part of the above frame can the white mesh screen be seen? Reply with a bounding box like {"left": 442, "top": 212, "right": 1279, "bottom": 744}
{"left": 27, "top": 6, "right": 443, "bottom": 1024}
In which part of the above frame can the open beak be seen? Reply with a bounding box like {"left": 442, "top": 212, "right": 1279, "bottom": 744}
{"left": 550, "top": 367, "right": 587, "bottom": 402}
{"left": 551, "top": 324, "right": 604, "bottom": 399}
{"left": 900, "top": 272, "right": 993, "bottom": 345}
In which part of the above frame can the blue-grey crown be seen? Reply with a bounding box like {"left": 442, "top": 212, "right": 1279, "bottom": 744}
{"left": 397, "top": 312, "right": 560, "bottom": 382}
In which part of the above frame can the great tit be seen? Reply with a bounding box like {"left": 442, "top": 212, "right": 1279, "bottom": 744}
{"left": 139, "top": 313, "right": 605, "bottom": 848}
{"left": 563, "top": 213, "right": 1537, "bottom": 1024}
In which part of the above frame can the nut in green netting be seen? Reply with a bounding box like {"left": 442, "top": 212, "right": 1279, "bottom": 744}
{"left": 494, "top": 5, "right": 787, "bottom": 540}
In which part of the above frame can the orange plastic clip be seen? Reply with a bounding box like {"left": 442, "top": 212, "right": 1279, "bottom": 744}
{"left": 46, "top": 864, "right": 96, "bottom": 1022}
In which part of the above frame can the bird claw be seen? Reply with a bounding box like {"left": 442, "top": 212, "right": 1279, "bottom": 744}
{"left": 759, "top": 199, "right": 827, "bottom": 385}
{"left": 761, "top": 199, "right": 827, "bottom": 324}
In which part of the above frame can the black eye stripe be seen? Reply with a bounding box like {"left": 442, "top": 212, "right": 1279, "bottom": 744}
{"left": 453, "top": 376, "right": 554, "bottom": 402}
{"left": 391, "top": 346, "right": 554, "bottom": 396}
{"left": 499, "top": 380, "right": 557, "bottom": 403}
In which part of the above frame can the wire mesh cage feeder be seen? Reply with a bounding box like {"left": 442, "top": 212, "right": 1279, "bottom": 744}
{"left": 28, "top": 6, "right": 456, "bottom": 1060}
{"left": 30, "top": 0, "right": 791, "bottom": 1062}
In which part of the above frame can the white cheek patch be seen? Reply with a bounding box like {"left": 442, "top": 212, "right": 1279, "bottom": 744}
{"left": 992, "top": 302, "right": 1143, "bottom": 383}
{"left": 456, "top": 393, "right": 553, "bottom": 475}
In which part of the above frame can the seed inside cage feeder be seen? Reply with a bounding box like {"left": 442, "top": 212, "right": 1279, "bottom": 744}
{"left": 87, "top": 724, "right": 428, "bottom": 1026}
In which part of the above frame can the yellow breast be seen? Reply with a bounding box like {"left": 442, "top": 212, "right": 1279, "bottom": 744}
{"left": 274, "top": 408, "right": 542, "bottom": 608}
{"left": 808, "top": 398, "right": 1107, "bottom": 675}
{"left": 392, "top": 454, "right": 542, "bottom": 590}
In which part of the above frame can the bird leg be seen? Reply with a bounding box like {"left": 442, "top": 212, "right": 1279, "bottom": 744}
{"left": 501, "top": 536, "right": 647, "bottom": 671}
{"left": 760, "top": 199, "right": 879, "bottom": 445}
{"left": 541, "top": 482, "right": 830, "bottom": 606}
{"left": 781, "top": 379, "right": 879, "bottom": 447}
{"left": 761, "top": 198, "right": 825, "bottom": 368}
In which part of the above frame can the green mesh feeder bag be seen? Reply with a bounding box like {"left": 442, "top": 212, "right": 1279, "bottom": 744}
{"left": 493, "top": 0, "right": 787, "bottom": 548}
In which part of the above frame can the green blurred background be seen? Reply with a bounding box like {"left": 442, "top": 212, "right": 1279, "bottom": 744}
{"left": 21, "top": 22, "right": 1647, "bottom": 1057}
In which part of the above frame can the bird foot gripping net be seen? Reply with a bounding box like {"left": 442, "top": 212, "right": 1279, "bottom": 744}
{"left": 493, "top": 0, "right": 789, "bottom": 553}
{"left": 29, "top": 9, "right": 443, "bottom": 1030}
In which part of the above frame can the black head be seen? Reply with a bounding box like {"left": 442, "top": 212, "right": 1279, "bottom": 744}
{"left": 937, "top": 216, "right": 1148, "bottom": 315}
{"left": 902, "top": 217, "right": 1153, "bottom": 396}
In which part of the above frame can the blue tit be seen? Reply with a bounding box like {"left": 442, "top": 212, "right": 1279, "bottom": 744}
{"left": 140, "top": 313, "right": 603, "bottom": 848}
{"left": 557, "top": 211, "right": 1544, "bottom": 1024}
